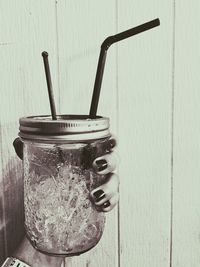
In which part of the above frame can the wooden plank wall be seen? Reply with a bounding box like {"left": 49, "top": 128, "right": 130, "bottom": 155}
{"left": 0, "top": 0, "right": 59, "bottom": 263}
{"left": 118, "top": 1, "right": 173, "bottom": 266}
{"left": 1, "top": 1, "right": 199, "bottom": 267}
{"left": 173, "top": 2, "right": 200, "bottom": 266}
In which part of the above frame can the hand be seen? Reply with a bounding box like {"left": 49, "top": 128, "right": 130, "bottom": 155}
{"left": 13, "top": 137, "right": 119, "bottom": 212}
{"left": 90, "top": 138, "right": 119, "bottom": 212}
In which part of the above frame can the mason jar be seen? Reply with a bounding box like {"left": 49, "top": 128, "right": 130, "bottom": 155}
{"left": 19, "top": 115, "right": 111, "bottom": 256}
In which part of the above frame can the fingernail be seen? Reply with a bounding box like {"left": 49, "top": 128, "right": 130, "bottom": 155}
{"left": 13, "top": 138, "right": 23, "bottom": 160}
{"left": 109, "top": 139, "right": 116, "bottom": 149}
{"left": 102, "top": 201, "right": 110, "bottom": 208}
{"left": 93, "top": 189, "right": 105, "bottom": 201}
{"left": 95, "top": 159, "right": 108, "bottom": 172}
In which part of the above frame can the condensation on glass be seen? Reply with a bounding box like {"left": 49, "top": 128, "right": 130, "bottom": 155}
{"left": 19, "top": 115, "right": 111, "bottom": 256}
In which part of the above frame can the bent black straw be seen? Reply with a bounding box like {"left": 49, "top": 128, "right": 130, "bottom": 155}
{"left": 42, "top": 51, "right": 57, "bottom": 120}
{"left": 89, "top": 18, "right": 160, "bottom": 118}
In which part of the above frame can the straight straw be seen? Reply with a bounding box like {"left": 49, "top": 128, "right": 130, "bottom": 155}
{"left": 89, "top": 18, "right": 160, "bottom": 118}
{"left": 42, "top": 51, "right": 57, "bottom": 120}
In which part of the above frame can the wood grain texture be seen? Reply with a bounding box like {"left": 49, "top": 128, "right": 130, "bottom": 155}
{"left": 0, "top": 129, "right": 6, "bottom": 264}
{"left": 3, "top": 1, "right": 197, "bottom": 267}
{"left": 118, "top": 1, "right": 173, "bottom": 266}
{"left": 0, "top": 1, "right": 59, "bottom": 122}
{"left": 0, "top": 0, "right": 58, "bottom": 263}
{"left": 173, "top": 2, "right": 200, "bottom": 266}
{"left": 56, "top": 0, "right": 118, "bottom": 127}
{"left": 56, "top": 1, "right": 118, "bottom": 266}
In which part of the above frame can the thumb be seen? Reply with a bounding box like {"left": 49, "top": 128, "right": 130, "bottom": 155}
{"left": 13, "top": 138, "right": 23, "bottom": 160}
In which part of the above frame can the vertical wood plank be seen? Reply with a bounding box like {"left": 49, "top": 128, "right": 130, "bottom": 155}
{"left": 0, "top": 130, "right": 6, "bottom": 264}
{"left": 118, "top": 1, "right": 173, "bottom": 266}
{"left": 0, "top": 0, "right": 59, "bottom": 123}
{"left": 0, "top": 0, "right": 58, "bottom": 262}
{"left": 56, "top": 1, "right": 118, "bottom": 266}
{"left": 173, "top": 2, "right": 200, "bottom": 266}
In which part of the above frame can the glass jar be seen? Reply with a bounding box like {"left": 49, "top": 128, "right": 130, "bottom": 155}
{"left": 19, "top": 115, "right": 111, "bottom": 256}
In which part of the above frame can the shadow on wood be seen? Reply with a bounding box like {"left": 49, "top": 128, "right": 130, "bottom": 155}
{"left": 0, "top": 157, "right": 24, "bottom": 264}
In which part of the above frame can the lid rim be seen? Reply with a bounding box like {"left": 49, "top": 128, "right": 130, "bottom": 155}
{"left": 19, "top": 115, "right": 110, "bottom": 141}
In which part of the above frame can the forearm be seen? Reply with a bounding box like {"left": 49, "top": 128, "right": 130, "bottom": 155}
{"left": 13, "top": 237, "right": 64, "bottom": 267}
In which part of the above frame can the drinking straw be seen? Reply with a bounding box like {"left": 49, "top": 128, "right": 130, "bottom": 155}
{"left": 42, "top": 51, "right": 57, "bottom": 120}
{"left": 41, "top": 52, "right": 66, "bottom": 163}
{"left": 89, "top": 18, "right": 160, "bottom": 118}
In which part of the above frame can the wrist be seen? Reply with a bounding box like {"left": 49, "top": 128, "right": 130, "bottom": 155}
{"left": 13, "top": 237, "right": 64, "bottom": 267}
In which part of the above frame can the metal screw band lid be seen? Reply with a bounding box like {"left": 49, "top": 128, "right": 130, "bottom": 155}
{"left": 19, "top": 115, "right": 110, "bottom": 142}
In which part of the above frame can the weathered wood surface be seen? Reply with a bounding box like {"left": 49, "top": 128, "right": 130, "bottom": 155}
{"left": 1, "top": 1, "right": 199, "bottom": 267}
{"left": 118, "top": 1, "right": 173, "bottom": 266}
{"left": 172, "top": 2, "right": 200, "bottom": 266}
